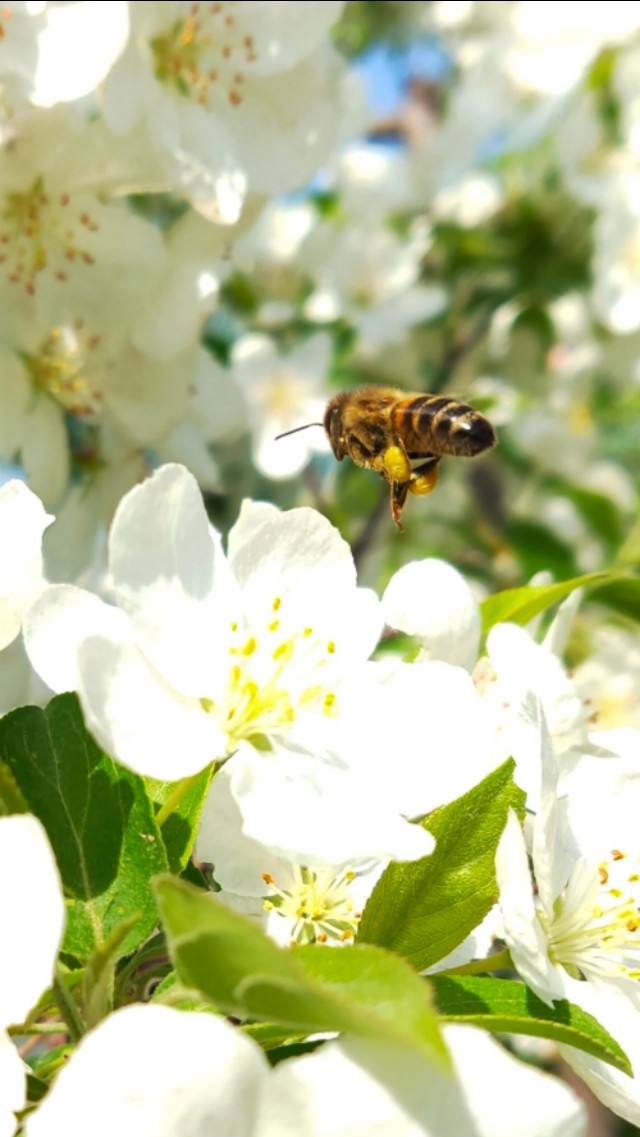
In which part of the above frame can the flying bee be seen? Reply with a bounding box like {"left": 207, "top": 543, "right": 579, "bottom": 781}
{"left": 276, "top": 384, "right": 497, "bottom": 529}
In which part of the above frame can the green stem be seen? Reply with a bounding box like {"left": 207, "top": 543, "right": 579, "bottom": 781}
{"left": 53, "top": 970, "right": 85, "bottom": 1043}
{"left": 11, "top": 1022, "right": 71, "bottom": 1038}
{"left": 439, "top": 948, "right": 513, "bottom": 978}
{"left": 155, "top": 767, "right": 214, "bottom": 829}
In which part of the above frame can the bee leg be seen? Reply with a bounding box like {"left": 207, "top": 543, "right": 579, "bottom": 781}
{"left": 390, "top": 480, "right": 410, "bottom": 530}
{"left": 344, "top": 433, "right": 375, "bottom": 467}
{"left": 409, "top": 457, "right": 440, "bottom": 496}
{"left": 381, "top": 445, "right": 412, "bottom": 484}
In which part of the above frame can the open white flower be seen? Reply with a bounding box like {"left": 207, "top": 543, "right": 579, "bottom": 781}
{"left": 101, "top": 1, "right": 348, "bottom": 223}
{"left": 24, "top": 464, "right": 434, "bottom": 865}
{"left": 496, "top": 707, "right": 640, "bottom": 1124}
{"left": 302, "top": 220, "right": 446, "bottom": 351}
{"left": 0, "top": 479, "right": 51, "bottom": 650}
{"left": 0, "top": 105, "right": 166, "bottom": 327}
{"left": 0, "top": 813, "right": 65, "bottom": 1137}
{"left": 230, "top": 333, "right": 332, "bottom": 480}
{"left": 196, "top": 762, "right": 384, "bottom": 946}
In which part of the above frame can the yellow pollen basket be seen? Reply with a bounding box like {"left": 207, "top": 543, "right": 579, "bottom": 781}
{"left": 410, "top": 464, "right": 440, "bottom": 496}
{"left": 381, "top": 445, "right": 411, "bottom": 483}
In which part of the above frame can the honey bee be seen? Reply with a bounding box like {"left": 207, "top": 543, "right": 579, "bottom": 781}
{"left": 277, "top": 384, "right": 497, "bottom": 529}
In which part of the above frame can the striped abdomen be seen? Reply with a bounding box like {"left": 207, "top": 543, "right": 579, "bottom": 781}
{"left": 393, "top": 395, "right": 497, "bottom": 458}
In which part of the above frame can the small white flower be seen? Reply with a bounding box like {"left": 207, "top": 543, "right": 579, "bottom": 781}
{"left": 496, "top": 708, "right": 640, "bottom": 1124}
{"left": 230, "top": 333, "right": 332, "bottom": 479}
{"left": 302, "top": 221, "right": 447, "bottom": 350}
{"left": 196, "top": 763, "right": 384, "bottom": 946}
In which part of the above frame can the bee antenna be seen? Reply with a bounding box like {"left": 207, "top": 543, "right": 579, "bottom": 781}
{"left": 274, "top": 423, "right": 324, "bottom": 441}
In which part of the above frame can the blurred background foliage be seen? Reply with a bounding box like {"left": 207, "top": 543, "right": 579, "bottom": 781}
{"left": 194, "top": 2, "right": 640, "bottom": 674}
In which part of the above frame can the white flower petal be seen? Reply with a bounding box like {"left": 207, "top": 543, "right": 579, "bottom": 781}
{"left": 32, "top": 1, "right": 129, "bottom": 106}
{"left": 228, "top": 746, "right": 434, "bottom": 867}
{"left": 496, "top": 811, "right": 563, "bottom": 1007}
{"left": 109, "top": 464, "right": 240, "bottom": 697}
{"left": 23, "top": 585, "right": 128, "bottom": 695}
{"left": 342, "top": 661, "right": 501, "bottom": 817}
{"left": 486, "top": 623, "right": 587, "bottom": 755}
{"left": 24, "top": 1004, "right": 268, "bottom": 1137}
{"left": 263, "top": 1027, "right": 585, "bottom": 1137}
{"left": 445, "top": 1024, "right": 586, "bottom": 1137}
{"left": 195, "top": 761, "right": 290, "bottom": 895}
{"left": 557, "top": 978, "right": 640, "bottom": 1128}
{"left": 383, "top": 559, "right": 480, "bottom": 671}
{"left": 227, "top": 502, "right": 356, "bottom": 626}
{"left": 21, "top": 397, "right": 69, "bottom": 510}
{"left": 0, "top": 815, "right": 64, "bottom": 1029}
{"left": 76, "top": 634, "right": 223, "bottom": 779}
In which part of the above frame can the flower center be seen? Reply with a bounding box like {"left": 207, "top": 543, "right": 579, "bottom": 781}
{"left": 262, "top": 865, "right": 361, "bottom": 946}
{"left": 200, "top": 597, "right": 338, "bottom": 753}
{"left": 0, "top": 177, "right": 99, "bottom": 295}
{"left": 542, "top": 849, "right": 640, "bottom": 982}
{"left": 24, "top": 322, "right": 104, "bottom": 417}
{"left": 150, "top": 2, "right": 257, "bottom": 109}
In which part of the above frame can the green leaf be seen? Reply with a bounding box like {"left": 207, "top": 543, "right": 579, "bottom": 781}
{"left": 555, "top": 483, "right": 624, "bottom": 548}
{"left": 0, "top": 755, "right": 28, "bottom": 816}
{"left": 113, "top": 931, "right": 173, "bottom": 1007}
{"left": 615, "top": 521, "right": 640, "bottom": 571}
{"left": 357, "top": 760, "right": 525, "bottom": 970}
{"left": 432, "top": 976, "right": 631, "bottom": 1075}
{"left": 155, "top": 876, "right": 447, "bottom": 1065}
{"left": 481, "top": 571, "right": 608, "bottom": 634}
{"left": 151, "top": 766, "right": 215, "bottom": 873}
{"left": 589, "top": 576, "right": 640, "bottom": 624}
{"left": 0, "top": 694, "right": 168, "bottom": 960}
{"left": 505, "top": 520, "right": 577, "bottom": 582}
{"left": 242, "top": 1022, "right": 311, "bottom": 1052}
{"left": 83, "top": 915, "right": 141, "bottom": 1029}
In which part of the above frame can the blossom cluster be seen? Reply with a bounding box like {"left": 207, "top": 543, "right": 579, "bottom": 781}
{"left": 0, "top": 3, "right": 639, "bottom": 1136}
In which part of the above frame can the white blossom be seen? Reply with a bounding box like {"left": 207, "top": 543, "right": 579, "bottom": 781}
{"left": 24, "top": 464, "right": 434, "bottom": 866}
{"left": 196, "top": 762, "right": 384, "bottom": 946}
{"left": 496, "top": 709, "right": 640, "bottom": 1124}
{"left": 229, "top": 333, "right": 332, "bottom": 480}
{"left": 101, "top": 1, "right": 349, "bottom": 223}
